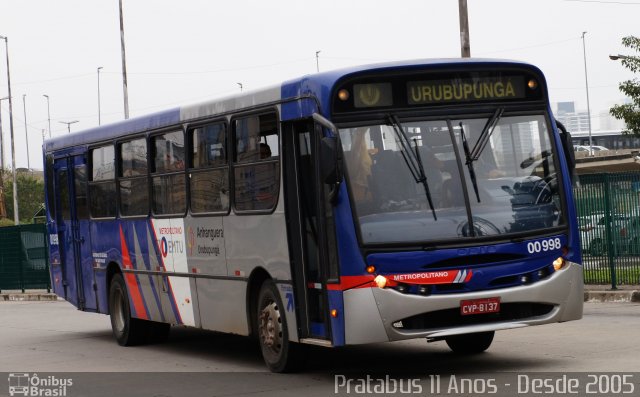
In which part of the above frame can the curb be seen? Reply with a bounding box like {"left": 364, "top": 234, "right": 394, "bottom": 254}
{"left": 584, "top": 290, "right": 640, "bottom": 303}
{"left": 0, "top": 293, "right": 59, "bottom": 302}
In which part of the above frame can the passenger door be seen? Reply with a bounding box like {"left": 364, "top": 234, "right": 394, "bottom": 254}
{"left": 53, "top": 155, "right": 96, "bottom": 311}
{"left": 283, "top": 120, "right": 339, "bottom": 342}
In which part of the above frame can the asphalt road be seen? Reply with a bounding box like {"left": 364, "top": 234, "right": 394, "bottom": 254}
{"left": 0, "top": 300, "right": 639, "bottom": 396}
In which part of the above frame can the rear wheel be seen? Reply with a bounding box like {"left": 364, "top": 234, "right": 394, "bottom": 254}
{"left": 109, "top": 273, "right": 170, "bottom": 346}
{"left": 257, "top": 280, "right": 306, "bottom": 372}
{"left": 445, "top": 331, "right": 494, "bottom": 354}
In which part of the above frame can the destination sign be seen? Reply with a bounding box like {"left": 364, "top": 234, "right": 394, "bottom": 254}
{"left": 407, "top": 76, "right": 526, "bottom": 105}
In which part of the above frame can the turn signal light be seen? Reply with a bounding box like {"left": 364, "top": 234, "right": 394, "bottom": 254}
{"left": 338, "top": 89, "right": 350, "bottom": 101}
{"left": 331, "top": 309, "right": 339, "bottom": 318}
{"left": 553, "top": 257, "right": 565, "bottom": 271}
{"left": 366, "top": 265, "right": 376, "bottom": 274}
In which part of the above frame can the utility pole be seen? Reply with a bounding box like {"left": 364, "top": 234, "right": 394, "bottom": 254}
{"left": 0, "top": 97, "right": 7, "bottom": 218}
{"left": 458, "top": 0, "right": 471, "bottom": 58}
{"left": 0, "top": 35, "right": 19, "bottom": 224}
{"left": 119, "top": 0, "right": 130, "bottom": 119}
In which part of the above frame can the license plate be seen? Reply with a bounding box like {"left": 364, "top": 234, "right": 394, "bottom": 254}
{"left": 460, "top": 297, "right": 501, "bottom": 316}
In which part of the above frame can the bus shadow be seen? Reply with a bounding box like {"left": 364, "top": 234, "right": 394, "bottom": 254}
{"left": 152, "top": 326, "right": 561, "bottom": 375}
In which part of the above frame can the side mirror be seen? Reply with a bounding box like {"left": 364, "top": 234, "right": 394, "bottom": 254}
{"left": 555, "top": 119, "right": 577, "bottom": 184}
{"left": 320, "top": 136, "right": 342, "bottom": 184}
{"left": 313, "top": 113, "right": 343, "bottom": 205}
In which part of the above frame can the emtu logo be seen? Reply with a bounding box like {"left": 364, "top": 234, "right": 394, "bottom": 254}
{"left": 160, "top": 237, "right": 169, "bottom": 258}
{"left": 8, "top": 373, "right": 29, "bottom": 396}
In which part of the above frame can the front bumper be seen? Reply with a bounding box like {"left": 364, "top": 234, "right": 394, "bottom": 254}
{"left": 343, "top": 262, "right": 583, "bottom": 344}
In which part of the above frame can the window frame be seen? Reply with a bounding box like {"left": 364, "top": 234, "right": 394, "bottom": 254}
{"left": 187, "top": 119, "right": 231, "bottom": 216}
{"left": 88, "top": 144, "right": 117, "bottom": 220}
{"left": 230, "top": 109, "right": 281, "bottom": 215}
{"left": 149, "top": 129, "right": 188, "bottom": 218}
{"left": 116, "top": 135, "right": 151, "bottom": 219}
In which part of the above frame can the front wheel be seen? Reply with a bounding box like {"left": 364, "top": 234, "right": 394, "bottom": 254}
{"left": 257, "top": 280, "right": 306, "bottom": 372}
{"left": 445, "top": 331, "right": 494, "bottom": 354}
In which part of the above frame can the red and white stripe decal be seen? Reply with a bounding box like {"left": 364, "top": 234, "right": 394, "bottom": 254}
{"left": 327, "top": 270, "right": 473, "bottom": 291}
{"left": 119, "top": 226, "right": 148, "bottom": 320}
{"left": 390, "top": 269, "right": 473, "bottom": 285}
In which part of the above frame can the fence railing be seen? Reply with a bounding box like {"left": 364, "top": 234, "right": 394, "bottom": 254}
{"left": 0, "top": 224, "right": 50, "bottom": 292}
{"left": 575, "top": 172, "right": 640, "bottom": 288}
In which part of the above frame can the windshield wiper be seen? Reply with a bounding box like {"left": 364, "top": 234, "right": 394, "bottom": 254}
{"left": 459, "top": 122, "right": 481, "bottom": 203}
{"left": 387, "top": 115, "right": 437, "bottom": 220}
{"left": 460, "top": 107, "right": 504, "bottom": 203}
{"left": 468, "top": 107, "right": 504, "bottom": 162}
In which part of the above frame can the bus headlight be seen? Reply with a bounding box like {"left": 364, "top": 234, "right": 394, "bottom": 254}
{"left": 374, "top": 275, "right": 388, "bottom": 288}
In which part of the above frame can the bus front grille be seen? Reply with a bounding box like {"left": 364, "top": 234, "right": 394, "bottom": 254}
{"left": 395, "top": 303, "right": 554, "bottom": 330}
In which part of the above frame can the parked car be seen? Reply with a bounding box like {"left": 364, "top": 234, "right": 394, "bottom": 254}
{"left": 579, "top": 213, "right": 629, "bottom": 256}
{"left": 573, "top": 145, "right": 609, "bottom": 154}
{"left": 619, "top": 216, "right": 640, "bottom": 255}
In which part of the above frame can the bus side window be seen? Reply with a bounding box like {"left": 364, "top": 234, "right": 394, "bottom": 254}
{"left": 89, "top": 145, "right": 117, "bottom": 218}
{"left": 118, "top": 138, "right": 149, "bottom": 217}
{"left": 189, "top": 122, "right": 229, "bottom": 214}
{"left": 232, "top": 112, "right": 280, "bottom": 212}
{"left": 151, "top": 131, "right": 186, "bottom": 216}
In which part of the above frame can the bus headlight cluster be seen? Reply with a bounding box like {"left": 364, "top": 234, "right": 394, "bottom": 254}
{"left": 374, "top": 275, "right": 387, "bottom": 288}
{"left": 553, "top": 257, "right": 566, "bottom": 271}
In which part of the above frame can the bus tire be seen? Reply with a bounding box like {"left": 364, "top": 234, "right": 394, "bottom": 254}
{"left": 257, "top": 280, "right": 306, "bottom": 372}
{"left": 445, "top": 331, "right": 494, "bottom": 354}
{"left": 109, "top": 273, "right": 145, "bottom": 346}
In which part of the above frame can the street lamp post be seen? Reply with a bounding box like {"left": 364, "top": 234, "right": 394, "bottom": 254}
{"left": 60, "top": 120, "right": 79, "bottom": 133}
{"left": 43, "top": 94, "right": 51, "bottom": 138}
{"left": 609, "top": 54, "right": 634, "bottom": 61}
{"left": 0, "top": 34, "right": 19, "bottom": 224}
{"left": 581, "top": 31, "right": 593, "bottom": 155}
{"left": 316, "top": 50, "right": 321, "bottom": 72}
{"left": 22, "top": 94, "right": 30, "bottom": 171}
{"left": 97, "top": 66, "right": 103, "bottom": 125}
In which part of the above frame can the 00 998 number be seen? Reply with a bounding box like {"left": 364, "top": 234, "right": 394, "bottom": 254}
{"left": 527, "top": 238, "right": 561, "bottom": 254}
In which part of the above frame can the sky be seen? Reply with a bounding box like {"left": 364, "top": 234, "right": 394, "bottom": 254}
{"left": 0, "top": 0, "right": 638, "bottom": 170}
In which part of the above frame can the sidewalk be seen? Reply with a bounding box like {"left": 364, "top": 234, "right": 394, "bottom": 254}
{"left": 0, "top": 289, "right": 59, "bottom": 302}
{"left": 2, "top": 287, "right": 639, "bottom": 303}
{"left": 584, "top": 284, "right": 640, "bottom": 303}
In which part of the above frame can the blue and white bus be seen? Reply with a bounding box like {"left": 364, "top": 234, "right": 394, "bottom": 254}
{"left": 44, "top": 59, "right": 583, "bottom": 372}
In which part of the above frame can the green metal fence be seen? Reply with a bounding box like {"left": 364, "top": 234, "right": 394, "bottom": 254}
{"left": 0, "top": 224, "right": 50, "bottom": 292}
{"left": 574, "top": 172, "right": 640, "bottom": 287}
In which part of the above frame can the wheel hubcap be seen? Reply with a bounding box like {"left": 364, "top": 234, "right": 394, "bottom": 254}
{"left": 259, "top": 301, "right": 282, "bottom": 356}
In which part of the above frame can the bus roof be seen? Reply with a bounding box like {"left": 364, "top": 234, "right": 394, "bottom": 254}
{"left": 43, "top": 58, "right": 542, "bottom": 153}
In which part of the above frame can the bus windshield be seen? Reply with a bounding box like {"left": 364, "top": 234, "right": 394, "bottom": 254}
{"left": 339, "top": 113, "right": 563, "bottom": 245}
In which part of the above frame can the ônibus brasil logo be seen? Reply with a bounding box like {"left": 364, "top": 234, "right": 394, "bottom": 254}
{"left": 8, "top": 373, "right": 73, "bottom": 396}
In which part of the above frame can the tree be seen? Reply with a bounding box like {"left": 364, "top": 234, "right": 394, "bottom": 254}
{"left": 2, "top": 172, "right": 45, "bottom": 224}
{"left": 610, "top": 36, "right": 640, "bottom": 135}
